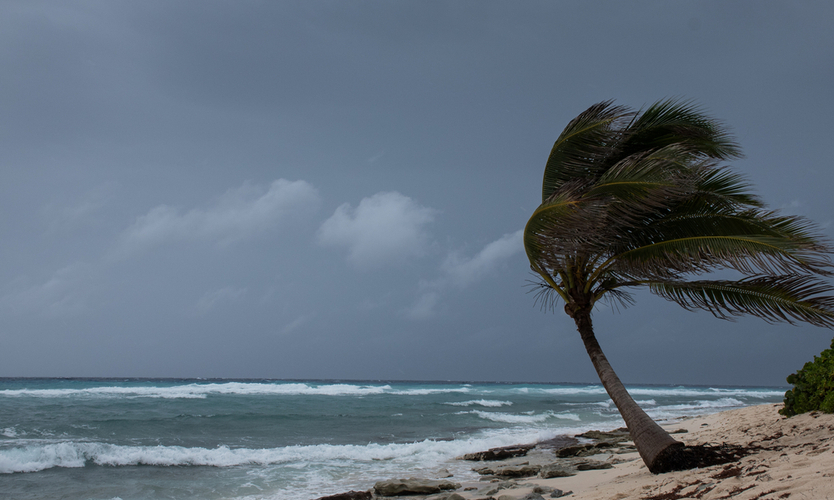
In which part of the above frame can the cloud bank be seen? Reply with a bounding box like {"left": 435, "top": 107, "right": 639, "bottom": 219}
{"left": 317, "top": 191, "right": 437, "bottom": 268}
{"left": 0, "top": 263, "right": 96, "bottom": 317}
{"left": 194, "top": 287, "right": 247, "bottom": 316}
{"left": 406, "top": 230, "right": 523, "bottom": 319}
{"left": 115, "top": 179, "right": 320, "bottom": 256}
{"left": 442, "top": 230, "right": 523, "bottom": 288}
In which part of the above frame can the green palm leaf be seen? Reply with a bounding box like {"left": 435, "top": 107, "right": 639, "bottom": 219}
{"left": 527, "top": 98, "right": 834, "bottom": 325}
{"left": 623, "top": 99, "right": 742, "bottom": 161}
{"left": 649, "top": 276, "right": 834, "bottom": 327}
{"left": 541, "top": 101, "right": 632, "bottom": 201}
{"left": 615, "top": 234, "right": 822, "bottom": 277}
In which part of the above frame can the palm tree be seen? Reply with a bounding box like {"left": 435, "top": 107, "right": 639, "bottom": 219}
{"left": 524, "top": 99, "right": 834, "bottom": 473}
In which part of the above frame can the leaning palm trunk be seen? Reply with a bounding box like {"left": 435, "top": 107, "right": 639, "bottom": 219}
{"left": 525, "top": 99, "right": 834, "bottom": 474}
{"left": 571, "top": 308, "right": 682, "bottom": 473}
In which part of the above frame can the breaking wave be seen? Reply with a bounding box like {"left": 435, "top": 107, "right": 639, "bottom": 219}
{"left": 462, "top": 410, "right": 580, "bottom": 424}
{"left": 0, "top": 382, "right": 784, "bottom": 401}
{"left": 0, "top": 429, "right": 567, "bottom": 475}
{"left": 444, "top": 400, "right": 513, "bottom": 408}
{"left": 0, "top": 383, "right": 392, "bottom": 399}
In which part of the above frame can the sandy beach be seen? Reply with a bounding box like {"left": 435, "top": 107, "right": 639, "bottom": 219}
{"left": 560, "top": 404, "right": 834, "bottom": 500}
{"left": 352, "top": 403, "right": 834, "bottom": 500}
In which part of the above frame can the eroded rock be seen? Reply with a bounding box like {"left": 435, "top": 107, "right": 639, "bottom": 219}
{"left": 373, "top": 478, "right": 460, "bottom": 496}
{"left": 461, "top": 444, "right": 535, "bottom": 461}
{"left": 575, "top": 428, "right": 629, "bottom": 442}
{"left": 314, "top": 491, "right": 372, "bottom": 500}
{"left": 575, "top": 460, "right": 614, "bottom": 471}
{"left": 426, "top": 493, "right": 465, "bottom": 500}
{"left": 538, "top": 464, "right": 576, "bottom": 478}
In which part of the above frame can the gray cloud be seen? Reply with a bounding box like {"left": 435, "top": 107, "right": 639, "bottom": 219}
{"left": 2, "top": 1, "right": 832, "bottom": 384}
{"left": 115, "top": 179, "right": 320, "bottom": 257}
{"left": 193, "top": 286, "right": 247, "bottom": 316}
{"left": 0, "top": 263, "right": 96, "bottom": 317}
{"left": 443, "top": 230, "right": 523, "bottom": 288}
{"left": 406, "top": 230, "right": 524, "bottom": 320}
{"left": 279, "top": 315, "right": 310, "bottom": 336}
{"left": 42, "top": 181, "right": 118, "bottom": 235}
{"left": 405, "top": 291, "right": 441, "bottom": 321}
{"left": 317, "top": 191, "right": 437, "bottom": 268}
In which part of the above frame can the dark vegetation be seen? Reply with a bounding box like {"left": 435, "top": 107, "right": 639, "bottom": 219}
{"left": 780, "top": 337, "right": 834, "bottom": 416}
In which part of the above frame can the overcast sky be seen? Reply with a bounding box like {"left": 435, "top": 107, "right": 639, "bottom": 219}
{"left": 2, "top": 1, "right": 832, "bottom": 386}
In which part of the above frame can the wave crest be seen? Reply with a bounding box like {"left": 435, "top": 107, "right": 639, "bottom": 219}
{"left": 444, "top": 400, "right": 513, "bottom": 408}
{"left": 0, "top": 383, "right": 392, "bottom": 399}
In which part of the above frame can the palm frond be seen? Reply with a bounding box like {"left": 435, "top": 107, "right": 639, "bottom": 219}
{"left": 525, "top": 276, "right": 563, "bottom": 312}
{"left": 524, "top": 188, "right": 610, "bottom": 267}
{"left": 542, "top": 101, "right": 632, "bottom": 201}
{"left": 527, "top": 98, "right": 834, "bottom": 331}
{"left": 591, "top": 281, "right": 636, "bottom": 311}
{"left": 649, "top": 276, "right": 834, "bottom": 327}
{"left": 585, "top": 145, "right": 696, "bottom": 225}
{"left": 614, "top": 234, "right": 828, "bottom": 277}
{"left": 623, "top": 99, "right": 742, "bottom": 161}
{"left": 691, "top": 166, "right": 762, "bottom": 209}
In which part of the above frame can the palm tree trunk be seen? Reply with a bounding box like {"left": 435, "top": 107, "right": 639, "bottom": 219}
{"left": 572, "top": 309, "right": 683, "bottom": 473}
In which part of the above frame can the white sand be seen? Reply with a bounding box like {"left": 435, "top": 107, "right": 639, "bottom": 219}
{"left": 452, "top": 404, "right": 834, "bottom": 500}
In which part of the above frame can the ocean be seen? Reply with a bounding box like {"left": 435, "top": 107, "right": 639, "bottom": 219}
{"left": 0, "top": 379, "right": 785, "bottom": 500}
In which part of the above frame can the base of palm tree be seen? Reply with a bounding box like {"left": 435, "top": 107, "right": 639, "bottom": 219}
{"left": 649, "top": 442, "right": 754, "bottom": 474}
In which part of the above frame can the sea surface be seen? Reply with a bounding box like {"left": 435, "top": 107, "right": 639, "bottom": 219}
{"left": 0, "top": 379, "right": 785, "bottom": 500}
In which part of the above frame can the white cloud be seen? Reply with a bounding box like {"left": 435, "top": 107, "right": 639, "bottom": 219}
{"left": 194, "top": 287, "right": 247, "bottom": 315}
{"left": 405, "top": 230, "right": 523, "bottom": 320}
{"left": 317, "top": 191, "right": 437, "bottom": 268}
{"left": 116, "top": 179, "right": 320, "bottom": 256}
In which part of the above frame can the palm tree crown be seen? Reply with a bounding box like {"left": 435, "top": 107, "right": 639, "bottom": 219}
{"left": 524, "top": 99, "right": 834, "bottom": 473}
{"left": 526, "top": 99, "right": 833, "bottom": 325}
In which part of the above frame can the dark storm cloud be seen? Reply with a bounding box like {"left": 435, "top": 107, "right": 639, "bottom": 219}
{"left": 1, "top": 1, "right": 832, "bottom": 385}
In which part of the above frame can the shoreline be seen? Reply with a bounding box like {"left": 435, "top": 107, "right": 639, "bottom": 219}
{"left": 323, "top": 403, "right": 834, "bottom": 500}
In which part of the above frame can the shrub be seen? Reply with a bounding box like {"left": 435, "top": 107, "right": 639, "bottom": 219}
{"left": 780, "top": 338, "right": 834, "bottom": 417}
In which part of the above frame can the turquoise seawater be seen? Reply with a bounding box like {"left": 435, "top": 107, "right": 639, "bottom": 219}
{"left": 0, "top": 379, "right": 785, "bottom": 500}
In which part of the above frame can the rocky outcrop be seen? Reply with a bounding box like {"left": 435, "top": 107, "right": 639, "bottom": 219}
{"left": 534, "top": 436, "right": 580, "bottom": 450}
{"left": 373, "top": 478, "right": 460, "bottom": 496}
{"left": 498, "top": 493, "right": 545, "bottom": 500}
{"left": 461, "top": 443, "right": 535, "bottom": 461}
{"left": 495, "top": 464, "right": 542, "bottom": 478}
{"left": 314, "top": 491, "right": 372, "bottom": 500}
{"left": 575, "top": 459, "right": 614, "bottom": 471}
{"left": 538, "top": 464, "right": 576, "bottom": 478}
{"left": 555, "top": 440, "right": 624, "bottom": 458}
{"left": 425, "top": 493, "right": 465, "bottom": 500}
{"left": 473, "top": 463, "right": 542, "bottom": 478}
{"left": 575, "top": 427, "right": 630, "bottom": 442}
{"left": 370, "top": 428, "right": 633, "bottom": 499}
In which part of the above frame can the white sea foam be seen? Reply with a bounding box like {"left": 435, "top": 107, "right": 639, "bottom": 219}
{"left": 0, "top": 382, "right": 393, "bottom": 399}
{"left": 1, "top": 427, "right": 20, "bottom": 438}
{"left": 652, "top": 397, "right": 746, "bottom": 412}
{"left": 0, "top": 382, "right": 784, "bottom": 400}
{"left": 388, "top": 387, "right": 472, "bottom": 396}
{"left": 444, "top": 400, "right": 513, "bottom": 408}
{"left": 626, "top": 387, "right": 784, "bottom": 398}
{"left": 462, "top": 410, "right": 580, "bottom": 424}
{"left": 532, "top": 386, "right": 783, "bottom": 398}
{"left": 645, "top": 398, "right": 752, "bottom": 421}
{"left": 0, "top": 425, "right": 575, "bottom": 475}
{"left": 535, "top": 386, "right": 606, "bottom": 396}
